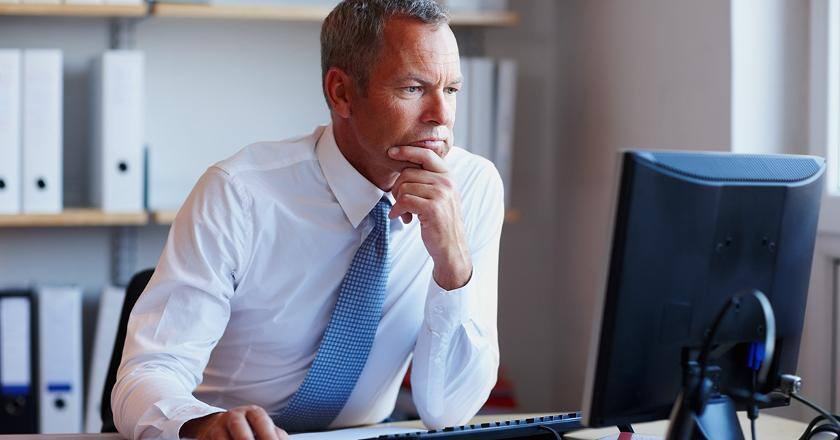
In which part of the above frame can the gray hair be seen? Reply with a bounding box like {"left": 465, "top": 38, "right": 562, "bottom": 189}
{"left": 320, "top": 0, "right": 450, "bottom": 102}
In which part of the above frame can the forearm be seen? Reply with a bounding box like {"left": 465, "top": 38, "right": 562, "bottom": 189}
{"left": 112, "top": 362, "right": 224, "bottom": 439}
{"left": 411, "top": 270, "right": 500, "bottom": 429}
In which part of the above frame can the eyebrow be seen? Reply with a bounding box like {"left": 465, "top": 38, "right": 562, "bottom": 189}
{"left": 399, "top": 74, "right": 464, "bottom": 86}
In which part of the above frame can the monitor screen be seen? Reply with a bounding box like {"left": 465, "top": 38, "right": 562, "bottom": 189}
{"left": 582, "top": 151, "right": 825, "bottom": 428}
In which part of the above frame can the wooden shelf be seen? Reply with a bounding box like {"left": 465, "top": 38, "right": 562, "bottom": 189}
{"left": 0, "top": 2, "right": 147, "bottom": 17}
{"left": 152, "top": 3, "right": 323, "bottom": 20}
{"left": 0, "top": 2, "right": 517, "bottom": 25}
{"left": 0, "top": 207, "right": 516, "bottom": 227}
{"left": 152, "top": 210, "right": 177, "bottom": 224}
{"left": 0, "top": 209, "right": 148, "bottom": 227}
{"left": 153, "top": 209, "right": 522, "bottom": 225}
{"left": 151, "top": 3, "right": 517, "bottom": 25}
{"left": 449, "top": 10, "right": 519, "bottom": 27}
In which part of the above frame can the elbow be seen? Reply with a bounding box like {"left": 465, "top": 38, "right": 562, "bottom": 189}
{"left": 110, "top": 370, "right": 133, "bottom": 439}
{"left": 417, "top": 364, "right": 499, "bottom": 430}
{"left": 417, "top": 382, "right": 493, "bottom": 430}
{"left": 419, "top": 408, "right": 475, "bottom": 431}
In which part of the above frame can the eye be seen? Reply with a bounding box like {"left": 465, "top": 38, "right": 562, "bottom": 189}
{"left": 403, "top": 86, "right": 422, "bottom": 94}
{"left": 445, "top": 87, "right": 459, "bottom": 95}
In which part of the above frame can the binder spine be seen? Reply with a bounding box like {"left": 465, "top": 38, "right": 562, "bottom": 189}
{"left": 0, "top": 50, "right": 21, "bottom": 214}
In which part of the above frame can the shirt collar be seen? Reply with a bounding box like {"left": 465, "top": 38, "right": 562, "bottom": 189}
{"left": 316, "top": 124, "right": 396, "bottom": 229}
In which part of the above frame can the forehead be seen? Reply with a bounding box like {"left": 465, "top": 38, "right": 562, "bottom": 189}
{"left": 375, "top": 18, "right": 460, "bottom": 77}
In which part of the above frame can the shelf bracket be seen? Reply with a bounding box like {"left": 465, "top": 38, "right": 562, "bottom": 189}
{"left": 111, "top": 226, "right": 138, "bottom": 287}
{"left": 453, "top": 27, "right": 485, "bottom": 57}
{"left": 110, "top": 16, "right": 139, "bottom": 50}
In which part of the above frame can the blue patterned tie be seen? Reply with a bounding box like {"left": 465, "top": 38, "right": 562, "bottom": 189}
{"left": 273, "top": 198, "right": 391, "bottom": 432}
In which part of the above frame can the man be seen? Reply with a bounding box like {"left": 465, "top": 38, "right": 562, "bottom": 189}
{"left": 112, "top": 1, "right": 504, "bottom": 438}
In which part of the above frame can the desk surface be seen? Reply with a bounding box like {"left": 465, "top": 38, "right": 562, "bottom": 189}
{"left": 0, "top": 412, "right": 808, "bottom": 439}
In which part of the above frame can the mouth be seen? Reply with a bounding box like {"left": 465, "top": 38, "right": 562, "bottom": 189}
{"left": 407, "top": 139, "right": 447, "bottom": 157}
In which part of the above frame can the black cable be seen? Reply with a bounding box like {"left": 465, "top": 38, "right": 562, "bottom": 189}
{"left": 537, "top": 424, "right": 562, "bottom": 439}
{"left": 799, "top": 415, "right": 826, "bottom": 440}
{"left": 810, "top": 423, "right": 840, "bottom": 437}
{"left": 696, "top": 290, "right": 776, "bottom": 399}
{"left": 749, "top": 370, "right": 759, "bottom": 440}
{"left": 799, "top": 415, "right": 840, "bottom": 440}
{"left": 791, "top": 393, "right": 840, "bottom": 428}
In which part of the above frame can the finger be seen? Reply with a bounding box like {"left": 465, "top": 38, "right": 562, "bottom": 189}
{"left": 396, "top": 182, "right": 439, "bottom": 200}
{"left": 391, "top": 168, "right": 446, "bottom": 199}
{"left": 388, "top": 146, "right": 447, "bottom": 173}
{"left": 401, "top": 212, "right": 413, "bottom": 224}
{"left": 275, "top": 427, "right": 290, "bottom": 440}
{"left": 390, "top": 193, "right": 430, "bottom": 220}
{"left": 245, "top": 408, "right": 278, "bottom": 440}
{"left": 204, "top": 426, "right": 233, "bottom": 440}
{"left": 226, "top": 412, "right": 255, "bottom": 440}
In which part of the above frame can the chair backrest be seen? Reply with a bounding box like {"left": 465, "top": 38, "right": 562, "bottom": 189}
{"left": 100, "top": 268, "right": 155, "bottom": 433}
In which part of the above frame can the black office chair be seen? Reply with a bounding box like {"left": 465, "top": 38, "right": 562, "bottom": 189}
{"left": 100, "top": 268, "right": 155, "bottom": 433}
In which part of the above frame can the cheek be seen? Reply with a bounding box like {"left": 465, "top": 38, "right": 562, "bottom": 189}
{"left": 372, "top": 100, "right": 416, "bottom": 138}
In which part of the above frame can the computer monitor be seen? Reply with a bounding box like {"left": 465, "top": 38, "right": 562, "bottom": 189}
{"left": 581, "top": 151, "right": 825, "bottom": 434}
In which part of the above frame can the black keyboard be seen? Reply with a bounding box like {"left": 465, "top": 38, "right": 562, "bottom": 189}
{"left": 361, "top": 412, "right": 583, "bottom": 439}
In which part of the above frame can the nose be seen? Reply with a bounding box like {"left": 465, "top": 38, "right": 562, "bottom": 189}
{"left": 421, "top": 89, "right": 454, "bottom": 128}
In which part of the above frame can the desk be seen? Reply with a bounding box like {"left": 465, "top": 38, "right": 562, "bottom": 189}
{"left": 372, "top": 413, "right": 808, "bottom": 440}
{"left": 0, "top": 413, "right": 809, "bottom": 439}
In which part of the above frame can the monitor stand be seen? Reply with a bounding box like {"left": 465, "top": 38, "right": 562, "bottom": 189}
{"left": 593, "top": 392, "right": 742, "bottom": 440}
{"left": 665, "top": 387, "right": 744, "bottom": 439}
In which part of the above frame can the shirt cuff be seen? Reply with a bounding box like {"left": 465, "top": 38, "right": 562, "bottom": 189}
{"left": 136, "top": 398, "right": 225, "bottom": 440}
{"left": 424, "top": 269, "right": 475, "bottom": 335}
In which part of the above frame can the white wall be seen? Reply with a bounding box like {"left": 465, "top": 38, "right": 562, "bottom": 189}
{"left": 135, "top": 19, "right": 330, "bottom": 209}
{"left": 551, "top": 0, "right": 733, "bottom": 412}
{"left": 731, "top": 0, "right": 809, "bottom": 155}
{"left": 0, "top": 3, "right": 564, "bottom": 417}
{"left": 548, "top": 0, "right": 821, "bottom": 422}
{"left": 1, "top": 0, "right": 825, "bottom": 424}
{"left": 482, "top": 0, "right": 566, "bottom": 412}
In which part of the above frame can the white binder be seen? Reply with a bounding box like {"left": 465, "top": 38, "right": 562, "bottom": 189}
{"left": 453, "top": 57, "right": 471, "bottom": 151}
{"left": 493, "top": 59, "right": 517, "bottom": 207}
{"left": 22, "top": 50, "right": 63, "bottom": 214}
{"left": 91, "top": 50, "right": 145, "bottom": 213}
{"left": 37, "top": 286, "right": 83, "bottom": 434}
{"left": 84, "top": 285, "right": 125, "bottom": 433}
{"left": 468, "top": 57, "right": 496, "bottom": 160}
{"left": 0, "top": 50, "right": 21, "bottom": 214}
{"left": 0, "top": 295, "right": 33, "bottom": 425}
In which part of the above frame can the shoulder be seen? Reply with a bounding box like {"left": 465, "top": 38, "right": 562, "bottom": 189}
{"left": 212, "top": 125, "right": 326, "bottom": 178}
{"left": 446, "top": 148, "right": 505, "bottom": 245}
{"left": 447, "top": 147, "right": 504, "bottom": 206}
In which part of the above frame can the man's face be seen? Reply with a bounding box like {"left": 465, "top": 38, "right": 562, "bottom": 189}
{"left": 345, "top": 18, "right": 461, "bottom": 190}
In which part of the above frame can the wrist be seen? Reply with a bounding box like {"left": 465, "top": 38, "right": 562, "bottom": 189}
{"left": 180, "top": 412, "right": 221, "bottom": 438}
{"left": 433, "top": 254, "right": 472, "bottom": 291}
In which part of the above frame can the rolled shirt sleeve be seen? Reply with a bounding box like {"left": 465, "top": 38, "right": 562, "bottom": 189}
{"left": 112, "top": 167, "right": 254, "bottom": 439}
{"left": 410, "top": 163, "right": 504, "bottom": 429}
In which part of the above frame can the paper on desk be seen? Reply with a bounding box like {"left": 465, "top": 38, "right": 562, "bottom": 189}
{"left": 291, "top": 426, "right": 426, "bottom": 439}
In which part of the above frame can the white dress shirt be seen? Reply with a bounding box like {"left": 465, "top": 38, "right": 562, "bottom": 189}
{"left": 112, "top": 124, "right": 504, "bottom": 439}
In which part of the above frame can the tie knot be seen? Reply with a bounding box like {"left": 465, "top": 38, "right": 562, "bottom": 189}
{"left": 370, "top": 197, "right": 391, "bottom": 220}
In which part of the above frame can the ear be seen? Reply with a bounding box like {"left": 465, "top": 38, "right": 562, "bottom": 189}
{"left": 324, "top": 67, "right": 354, "bottom": 119}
